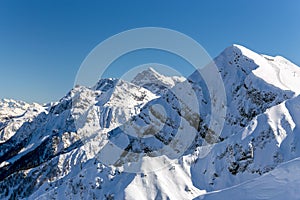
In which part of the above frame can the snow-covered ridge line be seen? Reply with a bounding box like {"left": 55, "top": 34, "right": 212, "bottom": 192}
{"left": 233, "top": 44, "right": 300, "bottom": 95}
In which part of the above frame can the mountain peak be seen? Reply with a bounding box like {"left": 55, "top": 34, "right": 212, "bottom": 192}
{"left": 225, "top": 44, "right": 296, "bottom": 69}
{"left": 216, "top": 44, "right": 300, "bottom": 96}
{"left": 134, "top": 67, "right": 161, "bottom": 79}
{"left": 145, "top": 67, "right": 159, "bottom": 74}
{"left": 92, "top": 78, "right": 119, "bottom": 92}
{"left": 131, "top": 67, "right": 185, "bottom": 95}
{"left": 222, "top": 44, "right": 264, "bottom": 61}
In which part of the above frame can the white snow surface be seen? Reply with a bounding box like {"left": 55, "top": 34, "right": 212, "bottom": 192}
{"left": 196, "top": 157, "right": 300, "bottom": 200}
{"left": 234, "top": 44, "right": 300, "bottom": 95}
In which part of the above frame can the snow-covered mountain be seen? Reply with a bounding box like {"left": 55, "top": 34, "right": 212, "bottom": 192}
{"left": 1, "top": 44, "right": 300, "bottom": 200}
{"left": 131, "top": 67, "right": 185, "bottom": 95}
{"left": 0, "top": 99, "right": 45, "bottom": 143}
{"left": 215, "top": 45, "right": 300, "bottom": 138}
{"left": 191, "top": 94, "right": 300, "bottom": 191}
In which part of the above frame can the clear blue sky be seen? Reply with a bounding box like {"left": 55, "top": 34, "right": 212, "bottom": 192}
{"left": 0, "top": 0, "right": 299, "bottom": 103}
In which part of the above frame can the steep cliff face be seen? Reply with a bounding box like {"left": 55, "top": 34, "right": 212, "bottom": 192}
{"left": 1, "top": 45, "right": 300, "bottom": 200}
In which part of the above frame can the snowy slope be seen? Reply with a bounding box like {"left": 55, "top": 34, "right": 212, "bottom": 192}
{"left": 215, "top": 45, "right": 300, "bottom": 138}
{"left": 190, "top": 94, "right": 300, "bottom": 191}
{"left": 195, "top": 157, "right": 300, "bottom": 200}
{"left": 233, "top": 45, "right": 300, "bottom": 95}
